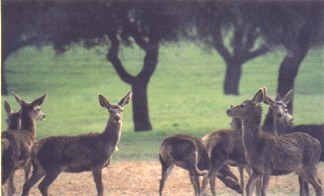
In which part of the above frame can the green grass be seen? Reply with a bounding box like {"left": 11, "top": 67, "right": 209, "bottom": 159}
{"left": 2, "top": 43, "right": 324, "bottom": 161}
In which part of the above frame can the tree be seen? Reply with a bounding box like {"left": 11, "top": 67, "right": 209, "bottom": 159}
{"left": 196, "top": 3, "right": 269, "bottom": 95}
{"left": 3, "top": 1, "right": 189, "bottom": 131}
{"left": 1, "top": 1, "right": 47, "bottom": 95}
{"left": 262, "top": 2, "right": 323, "bottom": 131}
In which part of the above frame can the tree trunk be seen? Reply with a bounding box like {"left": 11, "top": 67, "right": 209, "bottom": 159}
{"left": 132, "top": 83, "right": 152, "bottom": 131}
{"left": 107, "top": 32, "right": 158, "bottom": 132}
{"left": 262, "top": 52, "right": 308, "bottom": 131}
{"left": 276, "top": 54, "right": 307, "bottom": 113}
{"left": 224, "top": 61, "right": 242, "bottom": 95}
{"left": 262, "top": 5, "right": 320, "bottom": 130}
{"left": 1, "top": 49, "right": 9, "bottom": 95}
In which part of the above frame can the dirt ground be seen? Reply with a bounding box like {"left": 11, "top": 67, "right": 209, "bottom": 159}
{"left": 3, "top": 161, "right": 324, "bottom": 196}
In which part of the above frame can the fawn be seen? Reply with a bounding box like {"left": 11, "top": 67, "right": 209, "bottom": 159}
{"left": 264, "top": 89, "right": 324, "bottom": 195}
{"left": 2, "top": 94, "right": 47, "bottom": 195}
{"left": 159, "top": 133, "right": 242, "bottom": 196}
{"left": 22, "top": 92, "right": 131, "bottom": 196}
{"left": 226, "top": 88, "right": 322, "bottom": 196}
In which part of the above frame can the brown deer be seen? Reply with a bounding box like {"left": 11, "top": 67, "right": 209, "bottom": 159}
{"left": 264, "top": 89, "right": 324, "bottom": 161}
{"left": 226, "top": 88, "right": 322, "bottom": 196}
{"left": 22, "top": 92, "right": 131, "bottom": 196}
{"left": 200, "top": 117, "right": 256, "bottom": 196}
{"left": 264, "top": 89, "right": 324, "bottom": 195}
{"left": 2, "top": 94, "right": 47, "bottom": 195}
{"left": 3, "top": 100, "right": 30, "bottom": 196}
{"left": 159, "top": 133, "right": 242, "bottom": 196}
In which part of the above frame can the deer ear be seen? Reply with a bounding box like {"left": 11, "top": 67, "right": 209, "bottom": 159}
{"left": 252, "top": 88, "right": 266, "bottom": 104}
{"left": 263, "top": 96, "right": 274, "bottom": 106}
{"left": 98, "top": 94, "right": 111, "bottom": 108}
{"left": 4, "top": 101, "right": 12, "bottom": 114}
{"left": 12, "top": 93, "right": 26, "bottom": 107}
{"left": 275, "top": 94, "right": 282, "bottom": 101}
{"left": 31, "top": 93, "right": 47, "bottom": 107}
{"left": 118, "top": 91, "right": 132, "bottom": 107}
{"left": 282, "top": 89, "right": 293, "bottom": 104}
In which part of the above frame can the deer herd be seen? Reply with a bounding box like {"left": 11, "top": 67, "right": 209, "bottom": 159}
{"left": 1, "top": 88, "right": 323, "bottom": 196}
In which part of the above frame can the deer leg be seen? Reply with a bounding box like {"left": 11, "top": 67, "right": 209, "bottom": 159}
{"left": 91, "top": 166, "right": 104, "bottom": 196}
{"left": 22, "top": 164, "right": 45, "bottom": 196}
{"left": 246, "top": 171, "right": 262, "bottom": 196}
{"left": 217, "top": 166, "right": 242, "bottom": 194}
{"left": 38, "top": 169, "right": 61, "bottom": 196}
{"left": 303, "top": 181, "right": 309, "bottom": 196}
{"left": 189, "top": 171, "right": 200, "bottom": 196}
{"left": 299, "top": 176, "right": 307, "bottom": 196}
{"left": 238, "top": 166, "right": 244, "bottom": 192}
{"left": 302, "top": 166, "right": 322, "bottom": 196}
{"left": 24, "top": 162, "right": 32, "bottom": 182}
{"left": 260, "top": 174, "right": 270, "bottom": 196}
{"left": 8, "top": 171, "right": 16, "bottom": 196}
{"left": 159, "top": 158, "right": 174, "bottom": 196}
{"left": 201, "top": 174, "right": 209, "bottom": 196}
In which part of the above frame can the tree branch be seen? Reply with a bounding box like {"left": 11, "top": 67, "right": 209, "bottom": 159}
{"left": 243, "top": 45, "right": 269, "bottom": 62}
{"left": 107, "top": 33, "right": 135, "bottom": 85}
{"left": 212, "top": 21, "right": 232, "bottom": 63}
{"left": 244, "top": 24, "right": 258, "bottom": 51}
{"left": 137, "top": 29, "right": 160, "bottom": 83}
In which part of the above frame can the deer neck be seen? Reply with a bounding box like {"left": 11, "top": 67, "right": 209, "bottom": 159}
{"left": 102, "top": 119, "right": 122, "bottom": 147}
{"left": 241, "top": 107, "right": 262, "bottom": 155}
{"left": 20, "top": 109, "right": 36, "bottom": 136}
{"left": 273, "top": 117, "right": 293, "bottom": 135}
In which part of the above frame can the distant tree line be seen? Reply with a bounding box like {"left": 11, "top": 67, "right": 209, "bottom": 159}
{"left": 2, "top": 0, "right": 323, "bottom": 131}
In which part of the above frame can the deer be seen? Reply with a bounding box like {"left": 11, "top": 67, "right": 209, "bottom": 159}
{"left": 226, "top": 88, "right": 322, "bottom": 196}
{"left": 22, "top": 91, "right": 132, "bottom": 196}
{"left": 201, "top": 117, "right": 264, "bottom": 196}
{"left": 159, "top": 133, "right": 242, "bottom": 196}
{"left": 200, "top": 117, "right": 259, "bottom": 196}
{"left": 264, "top": 89, "right": 324, "bottom": 161}
{"left": 2, "top": 93, "right": 47, "bottom": 195}
{"left": 264, "top": 89, "right": 324, "bottom": 195}
{"left": 3, "top": 100, "right": 31, "bottom": 196}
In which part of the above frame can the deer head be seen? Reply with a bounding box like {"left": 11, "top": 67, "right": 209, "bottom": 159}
{"left": 98, "top": 91, "right": 132, "bottom": 123}
{"left": 12, "top": 93, "right": 47, "bottom": 122}
{"left": 226, "top": 88, "right": 266, "bottom": 120}
{"left": 4, "top": 101, "right": 21, "bottom": 130}
{"left": 264, "top": 90, "right": 294, "bottom": 127}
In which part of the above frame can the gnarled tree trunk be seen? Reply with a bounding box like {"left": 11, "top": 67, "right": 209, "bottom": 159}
{"left": 263, "top": 5, "right": 321, "bottom": 130}
{"left": 107, "top": 32, "right": 159, "bottom": 131}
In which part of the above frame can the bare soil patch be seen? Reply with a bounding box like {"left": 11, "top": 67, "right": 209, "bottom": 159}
{"left": 3, "top": 161, "right": 324, "bottom": 196}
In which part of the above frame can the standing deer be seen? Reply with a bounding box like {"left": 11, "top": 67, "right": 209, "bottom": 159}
{"left": 226, "top": 88, "right": 322, "bottom": 196}
{"left": 2, "top": 94, "right": 47, "bottom": 195}
{"left": 3, "top": 101, "right": 30, "bottom": 196}
{"left": 159, "top": 133, "right": 242, "bottom": 196}
{"left": 264, "top": 89, "right": 324, "bottom": 161}
{"left": 264, "top": 89, "right": 324, "bottom": 195}
{"left": 200, "top": 117, "right": 256, "bottom": 196}
{"left": 22, "top": 92, "right": 131, "bottom": 196}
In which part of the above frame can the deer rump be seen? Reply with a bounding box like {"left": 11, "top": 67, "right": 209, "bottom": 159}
{"left": 32, "top": 133, "right": 114, "bottom": 173}
{"left": 2, "top": 131, "right": 33, "bottom": 168}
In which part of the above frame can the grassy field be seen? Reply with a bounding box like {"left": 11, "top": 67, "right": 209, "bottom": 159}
{"left": 2, "top": 43, "right": 324, "bottom": 161}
